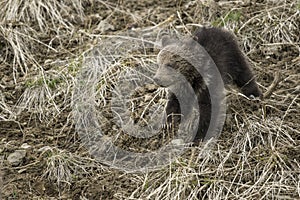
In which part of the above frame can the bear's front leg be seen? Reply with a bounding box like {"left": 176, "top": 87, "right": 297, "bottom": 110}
{"left": 194, "top": 97, "right": 211, "bottom": 142}
{"left": 165, "top": 92, "right": 181, "bottom": 128}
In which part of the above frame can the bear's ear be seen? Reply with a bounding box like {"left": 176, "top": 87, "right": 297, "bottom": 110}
{"left": 161, "top": 35, "right": 174, "bottom": 47}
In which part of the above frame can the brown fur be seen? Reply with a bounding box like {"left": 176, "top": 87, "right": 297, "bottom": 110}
{"left": 154, "top": 27, "right": 262, "bottom": 142}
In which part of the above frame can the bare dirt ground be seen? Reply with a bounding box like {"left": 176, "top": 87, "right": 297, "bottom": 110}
{"left": 0, "top": 0, "right": 299, "bottom": 199}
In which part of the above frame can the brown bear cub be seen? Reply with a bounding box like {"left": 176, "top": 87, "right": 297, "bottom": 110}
{"left": 154, "top": 27, "right": 262, "bottom": 143}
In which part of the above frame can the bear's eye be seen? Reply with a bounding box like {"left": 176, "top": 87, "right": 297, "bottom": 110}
{"left": 165, "top": 64, "right": 173, "bottom": 68}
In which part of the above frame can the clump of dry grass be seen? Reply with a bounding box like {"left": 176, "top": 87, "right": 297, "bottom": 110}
{"left": 14, "top": 58, "right": 81, "bottom": 121}
{"left": 0, "top": 0, "right": 86, "bottom": 29}
{"left": 0, "top": 0, "right": 87, "bottom": 79}
{"left": 40, "top": 146, "right": 104, "bottom": 190}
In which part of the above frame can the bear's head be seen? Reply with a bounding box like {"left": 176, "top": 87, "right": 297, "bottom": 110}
{"left": 154, "top": 35, "right": 212, "bottom": 92}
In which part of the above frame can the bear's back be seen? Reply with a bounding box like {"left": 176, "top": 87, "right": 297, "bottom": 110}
{"left": 194, "top": 27, "right": 247, "bottom": 83}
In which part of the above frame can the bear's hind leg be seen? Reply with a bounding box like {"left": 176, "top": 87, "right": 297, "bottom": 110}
{"left": 234, "top": 67, "right": 262, "bottom": 98}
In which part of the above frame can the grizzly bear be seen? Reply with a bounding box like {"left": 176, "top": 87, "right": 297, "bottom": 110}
{"left": 154, "top": 27, "right": 262, "bottom": 143}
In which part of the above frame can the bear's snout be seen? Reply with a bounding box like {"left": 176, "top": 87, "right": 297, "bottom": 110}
{"left": 153, "top": 76, "right": 164, "bottom": 87}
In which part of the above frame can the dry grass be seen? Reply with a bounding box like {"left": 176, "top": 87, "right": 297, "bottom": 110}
{"left": 0, "top": 0, "right": 299, "bottom": 199}
{"left": 132, "top": 117, "right": 299, "bottom": 199}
